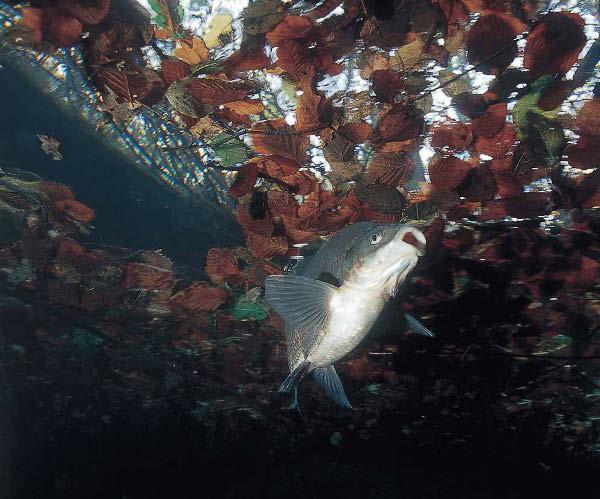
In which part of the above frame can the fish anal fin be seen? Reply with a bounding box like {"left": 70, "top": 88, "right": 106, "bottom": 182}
{"left": 313, "top": 365, "right": 352, "bottom": 409}
{"left": 405, "top": 313, "right": 435, "bottom": 338}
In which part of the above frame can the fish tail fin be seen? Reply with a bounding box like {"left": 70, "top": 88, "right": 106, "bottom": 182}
{"left": 313, "top": 366, "right": 353, "bottom": 409}
{"left": 279, "top": 360, "right": 311, "bottom": 393}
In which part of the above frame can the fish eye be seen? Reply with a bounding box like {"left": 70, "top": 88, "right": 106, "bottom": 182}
{"left": 370, "top": 233, "right": 382, "bottom": 245}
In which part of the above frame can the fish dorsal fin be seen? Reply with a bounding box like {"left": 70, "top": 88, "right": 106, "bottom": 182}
{"left": 265, "top": 275, "right": 336, "bottom": 355}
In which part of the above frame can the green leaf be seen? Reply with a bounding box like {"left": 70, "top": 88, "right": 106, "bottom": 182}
{"left": 534, "top": 334, "right": 572, "bottom": 356}
{"left": 228, "top": 302, "right": 269, "bottom": 321}
{"left": 512, "top": 75, "right": 559, "bottom": 140}
{"left": 210, "top": 133, "right": 250, "bottom": 167}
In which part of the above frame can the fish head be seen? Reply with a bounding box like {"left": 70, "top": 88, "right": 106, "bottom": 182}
{"left": 348, "top": 224, "right": 426, "bottom": 297}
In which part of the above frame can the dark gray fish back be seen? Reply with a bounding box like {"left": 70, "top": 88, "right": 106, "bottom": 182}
{"left": 301, "top": 222, "right": 379, "bottom": 284}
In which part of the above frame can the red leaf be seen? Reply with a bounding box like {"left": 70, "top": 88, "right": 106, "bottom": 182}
{"left": 466, "top": 11, "right": 526, "bottom": 74}
{"left": 371, "top": 70, "right": 405, "bottom": 102}
{"left": 524, "top": 12, "right": 586, "bottom": 79}
{"left": 53, "top": 199, "right": 95, "bottom": 223}
{"left": 169, "top": 283, "right": 227, "bottom": 313}
{"left": 266, "top": 16, "right": 312, "bottom": 46}
{"left": 229, "top": 164, "right": 258, "bottom": 197}
{"left": 473, "top": 123, "right": 516, "bottom": 158}
{"left": 538, "top": 80, "right": 574, "bottom": 111}
{"left": 253, "top": 155, "right": 301, "bottom": 179}
{"left": 471, "top": 102, "right": 507, "bottom": 138}
{"left": 38, "top": 181, "right": 74, "bottom": 201}
{"left": 429, "top": 156, "right": 476, "bottom": 191}
{"left": 205, "top": 248, "right": 242, "bottom": 286}
{"left": 161, "top": 59, "right": 191, "bottom": 86}
{"left": 246, "top": 232, "right": 289, "bottom": 259}
{"left": 122, "top": 263, "right": 175, "bottom": 291}
{"left": 56, "top": 238, "right": 86, "bottom": 261}
{"left": 430, "top": 122, "right": 473, "bottom": 150}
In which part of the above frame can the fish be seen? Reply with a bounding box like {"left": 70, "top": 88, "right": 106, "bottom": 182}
{"left": 265, "top": 222, "right": 434, "bottom": 410}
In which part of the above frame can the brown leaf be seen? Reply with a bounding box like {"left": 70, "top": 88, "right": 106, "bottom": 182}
{"left": 471, "top": 103, "right": 507, "bottom": 138}
{"left": 565, "top": 135, "right": 600, "bottom": 170}
{"left": 460, "top": 165, "right": 497, "bottom": 201}
{"left": 205, "top": 248, "right": 243, "bottom": 285}
{"left": 237, "top": 201, "right": 274, "bottom": 238}
{"left": 122, "top": 263, "right": 175, "bottom": 291}
{"left": 161, "top": 59, "right": 191, "bottom": 86}
{"left": 524, "top": 12, "right": 586, "bottom": 79}
{"left": 223, "top": 98, "right": 265, "bottom": 115}
{"left": 452, "top": 92, "right": 487, "bottom": 118}
{"left": 187, "top": 77, "right": 249, "bottom": 105}
{"left": 493, "top": 171, "right": 523, "bottom": 198}
{"left": 275, "top": 39, "right": 315, "bottom": 82}
{"left": 575, "top": 99, "right": 600, "bottom": 137}
{"left": 266, "top": 16, "right": 312, "bottom": 46}
{"left": 252, "top": 119, "right": 309, "bottom": 164}
{"left": 371, "top": 70, "right": 405, "bottom": 102}
{"left": 374, "top": 103, "right": 424, "bottom": 144}
{"left": 229, "top": 164, "right": 258, "bottom": 198}
{"left": 57, "top": 0, "right": 110, "bottom": 25}
{"left": 354, "top": 183, "right": 406, "bottom": 214}
{"left": 323, "top": 133, "right": 362, "bottom": 183}
{"left": 44, "top": 7, "right": 83, "bottom": 47}
{"left": 538, "top": 80, "right": 574, "bottom": 111}
{"left": 22, "top": 7, "right": 43, "bottom": 44}
{"left": 169, "top": 283, "right": 227, "bottom": 313}
{"left": 367, "top": 151, "right": 414, "bottom": 188}
{"left": 430, "top": 122, "right": 473, "bottom": 150}
{"left": 473, "top": 122, "right": 516, "bottom": 158}
{"left": 253, "top": 155, "right": 301, "bottom": 179}
{"left": 296, "top": 88, "right": 323, "bottom": 131}
{"left": 56, "top": 238, "right": 86, "bottom": 261}
{"left": 429, "top": 156, "right": 476, "bottom": 191}
{"left": 339, "top": 122, "right": 372, "bottom": 143}
{"left": 310, "top": 46, "right": 344, "bottom": 76}
{"left": 173, "top": 36, "right": 209, "bottom": 65}
{"left": 466, "top": 11, "right": 526, "bottom": 74}
{"left": 38, "top": 181, "right": 74, "bottom": 201}
{"left": 53, "top": 199, "right": 95, "bottom": 223}
{"left": 223, "top": 45, "right": 270, "bottom": 76}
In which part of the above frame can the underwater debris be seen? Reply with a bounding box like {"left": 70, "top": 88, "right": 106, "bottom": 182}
{"left": 37, "top": 134, "right": 62, "bottom": 161}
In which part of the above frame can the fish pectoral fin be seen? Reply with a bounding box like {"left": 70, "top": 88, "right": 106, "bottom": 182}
{"left": 279, "top": 360, "right": 311, "bottom": 393}
{"left": 313, "top": 366, "right": 352, "bottom": 409}
{"left": 404, "top": 313, "right": 435, "bottom": 338}
{"left": 265, "top": 275, "right": 336, "bottom": 347}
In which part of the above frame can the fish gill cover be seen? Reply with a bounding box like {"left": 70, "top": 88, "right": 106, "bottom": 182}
{"left": 0, "top": 0, "right": 600, "bottom": 497}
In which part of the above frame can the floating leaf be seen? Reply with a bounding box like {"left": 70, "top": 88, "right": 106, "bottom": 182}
{"left": 243, "top": 0, "right": 285, "bottom": 35}
{"left": 205, "top": 248, "right": 242, "bottom": 285}
{"left": 53, "top": 199, "right": 95, "bottom": 223}
{"left": 173, "top": 36, "right": 209, "bottom": 65}
{"left": 169, "top": 283, "right": 228, "bottom": 313}
{"left": 428, "top": 156, "right": 475, "bottom": 191}
{"left": 229, "top": 164, "right": 258, "bottom": 197}
{"left": 371, "top": 70, "right": 405, "bottom": 102}
{"left": 466, "top": 12, "right": 526, "bottom": 74}
{"left": 186, "top": 77, "right": 249, "bottom": 105}
{"left": 430, "top": 122, "right": 473, "bottom": 150}
{"left": 202, "top": 13, "right": 233, "bottom": 49}
{"left": 267, "top": 15, "right": 312, "bottom": 46}
{"left": 374, "top": 103, "right": 424, "bottom": 144}
{"left": 524, "top": 12, "right": 586, "bottom": 79}
{"left": 252, "top": 119, "right": 309, "bottom": 164}
{"left": 275, "top": 39, "right": 315, "bottom": 83}
{"left": 367, "top": 151, "right": 414, "bottom": 188}
{"left": 210, "top": 133, "right": 250, "bottom": 168}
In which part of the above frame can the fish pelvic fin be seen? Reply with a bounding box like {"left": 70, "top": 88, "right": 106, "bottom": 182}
{"left": 279, "top": 360, "right": 311, "bottom": 394}
{"left": 313, "top": 365, "right": 353, "bottom": 409}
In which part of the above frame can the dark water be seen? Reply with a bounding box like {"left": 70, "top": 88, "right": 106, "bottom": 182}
{"left": 0, "top": 63, "right": 242, "bottom": 266}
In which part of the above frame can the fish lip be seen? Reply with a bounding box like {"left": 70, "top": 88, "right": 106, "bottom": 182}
{"left": 394, "top": 226, "right": 426, "bottom": 257}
